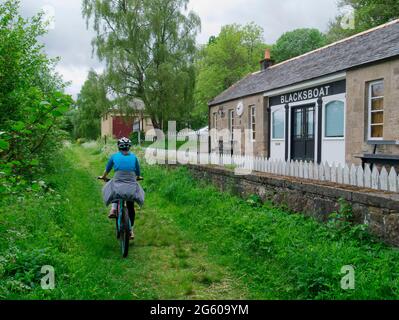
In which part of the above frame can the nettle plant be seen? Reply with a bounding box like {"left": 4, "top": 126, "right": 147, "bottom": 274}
{"left": 0, "top": 1, "right": 73, "bottom": 194}
{"left": 327, "top": 198, "right": 370, "bottom": 241}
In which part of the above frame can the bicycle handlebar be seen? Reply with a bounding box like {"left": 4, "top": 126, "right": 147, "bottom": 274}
{"left": 97, "top": 176, "right": 144, "bottom": 182}
{"left": 97, "top": 176, "right": 111, "bottom": 182}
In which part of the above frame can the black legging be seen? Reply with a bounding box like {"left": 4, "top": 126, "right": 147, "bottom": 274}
{"left": 126, "top": 202, "right": 136, "bottom": 227}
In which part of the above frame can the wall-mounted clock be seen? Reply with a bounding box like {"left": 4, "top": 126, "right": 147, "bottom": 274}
{"left": 236, "top": 101, "right": 244, "bottom": 117}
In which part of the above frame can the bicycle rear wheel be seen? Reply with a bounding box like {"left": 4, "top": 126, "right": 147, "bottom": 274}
{"left": 120, "top": 207, "right": 130, "bottom": 258}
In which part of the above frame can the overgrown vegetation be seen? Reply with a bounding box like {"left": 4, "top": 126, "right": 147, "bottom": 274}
{"left": 2, "top": 142, "right": 399, "bottom": 300}
{"left": 0, "top": 0, "right": 73, "bottom": 194}
{"left": 145, "top": 164, "right": 399, "bottom": 299}
{"left": 0, "top": 144, "right": 247, "bottom": 299}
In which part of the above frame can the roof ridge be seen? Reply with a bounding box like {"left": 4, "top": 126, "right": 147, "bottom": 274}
{"left": 208, "top": 72, "right": 255, "bottom": 104}
{"left": 269, "top": 18, "right": 399, "bottom": 70}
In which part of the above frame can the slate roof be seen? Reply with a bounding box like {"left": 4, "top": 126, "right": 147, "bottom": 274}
{"left": 208, "top": 19, "right": 399, "bottom": 107}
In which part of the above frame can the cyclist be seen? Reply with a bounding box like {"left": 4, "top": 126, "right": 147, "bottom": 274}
{"left": 99, "top": 137, "right": 145, "bottom": 240}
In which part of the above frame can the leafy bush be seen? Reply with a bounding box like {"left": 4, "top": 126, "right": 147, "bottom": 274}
{"left": 0, "top": 1, "right": 73, "bottom": 195}
{"left": 130, "top": 131, "right": 145, "bottom": 145}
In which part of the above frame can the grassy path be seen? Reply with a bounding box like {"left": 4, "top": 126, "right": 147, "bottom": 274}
{"left": 3, "top": 143, "right": 399, "bottom": 300}
{"left": 0, "top": 145, "right": 248, "bottom": 299}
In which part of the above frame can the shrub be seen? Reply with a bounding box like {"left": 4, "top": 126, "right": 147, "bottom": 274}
{"left": 130, "top": 131, "right": 145, "bottom": 145}
{"left": 0, "top": 1, "right": 73, "bottom": 195}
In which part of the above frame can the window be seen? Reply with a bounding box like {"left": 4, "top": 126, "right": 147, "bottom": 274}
{"left": 272, "top": 109, "right": 284, "bottom": 139}
{"left": 213, "top": 112, "right": 218, "bottom": 130}
{"left": 325, "top": 100, "right": 345, "bottom": 138}
{"left": 249, "top": 106, "right": 256, "bottom": 141}
{"left": 368, "top": 81, "right": 384, "bottom": 140}
{"left": 228, "top": 110, "right": 235, "bottom": 140}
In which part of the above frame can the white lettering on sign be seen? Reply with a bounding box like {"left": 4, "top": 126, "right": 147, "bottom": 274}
{"left": 280, "top": 85, "right": 331, "bottom": 105}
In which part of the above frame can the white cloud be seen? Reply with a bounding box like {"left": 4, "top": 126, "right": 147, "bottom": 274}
{"left": 188, "top": 0, "right": 340, "bottom": 44}
{"left": 20, "top": 0, "right": 102, "bottom": 99}
{"left": 56, "top": 65, "right": 104, "bottom": 98}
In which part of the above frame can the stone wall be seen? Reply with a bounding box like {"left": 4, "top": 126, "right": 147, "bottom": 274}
{"left": 186, "top": 164, "right": 399, "bottom": 246}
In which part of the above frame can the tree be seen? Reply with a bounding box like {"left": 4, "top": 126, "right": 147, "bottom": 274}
{"left": 0, "top": 0, "right": 72, "bottom": 191}
{"left": 326, "top": 0, "right": 399, "bottom": 43}
{"left": 271, "top": 28, "right": 327, "bottom": 64}
{"left": 82, "top": 0, "right": 201, "bottom": 131}
{"left": 73, "top": 70, "right": 110, "bottom": 140}
{"left": 193, "top": 23, "right": 267, "bottom": 128}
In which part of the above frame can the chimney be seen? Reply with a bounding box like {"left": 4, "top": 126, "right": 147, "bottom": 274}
{"left": 260, "top": 48, "right": 272, "bottom": 71}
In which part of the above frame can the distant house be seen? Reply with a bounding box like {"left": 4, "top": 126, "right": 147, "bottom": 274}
{"left": 101, "top": 99, "right": 154, "bottom": 139}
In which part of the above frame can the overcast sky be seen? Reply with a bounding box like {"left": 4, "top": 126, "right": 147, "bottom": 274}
{"left": 19, "top": 0, "right": 340, "bottom": 98}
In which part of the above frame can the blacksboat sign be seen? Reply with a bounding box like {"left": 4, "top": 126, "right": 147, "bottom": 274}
{"left": 269, "top": 80, "right": 346, "bottom": 106}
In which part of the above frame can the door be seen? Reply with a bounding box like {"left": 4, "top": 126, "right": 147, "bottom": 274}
{"left": 291, "top": 104, "right": 315, "bottom": 162}
{"left": 113, "top": 116, "right": 134, "bottom": 139}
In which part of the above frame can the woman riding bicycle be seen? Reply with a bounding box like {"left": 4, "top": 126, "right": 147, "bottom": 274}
{"left": 99, "top": 137, "right": 145, "bottom": 240}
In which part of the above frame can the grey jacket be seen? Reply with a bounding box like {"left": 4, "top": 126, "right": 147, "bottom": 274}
{"left": 102, "top": 171, "right": 145, "bottom": 207}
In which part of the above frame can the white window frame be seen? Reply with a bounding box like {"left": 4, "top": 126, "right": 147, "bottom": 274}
{"left": 271, "top": 107, "right": 285, "bottom": 141}
{"left": 249, "top": 105, "right": 256, "bottom": 142}
{"left": 229, "top": 109, "right": 235, "bottom": 141}
{"left": 368, "top": 80, "right": 384, "bottom": 141}
{"left": 323, "top": 98, "right": 346, "bottom": 140}
{"left": 213, "top": 112, "right": 218, "bottom": 130}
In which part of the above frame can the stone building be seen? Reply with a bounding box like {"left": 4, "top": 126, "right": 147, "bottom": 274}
{"left": 101, "top": 99, "right": 154, "bottom": 139}
{"left": 208, "top": 20, "right": 399, "bottom": 167}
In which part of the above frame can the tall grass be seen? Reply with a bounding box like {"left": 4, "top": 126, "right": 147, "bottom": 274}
{"left": 2, "top": 142, "right": 399, "bottom": 300}
{"left": 144, "top": 164, "right": 399, "bottom": 300}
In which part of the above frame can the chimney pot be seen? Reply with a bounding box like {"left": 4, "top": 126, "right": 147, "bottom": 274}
{"left": 260, "top": 48, "right": 272, "bottom": 71}
{"left": 265, "top": 48, "right": 271, "bottom": 60}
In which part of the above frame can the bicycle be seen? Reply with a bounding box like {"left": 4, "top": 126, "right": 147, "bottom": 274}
{"left": 98, "top": 176, "right": 143, "bottom": 258}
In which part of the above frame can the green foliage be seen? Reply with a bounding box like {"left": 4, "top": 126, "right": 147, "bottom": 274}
{"left": 0, "top": 146, "right": 247, "bottom": 299}
{"left": 194, "top": 23, "right": 268, "bottom": 128}
{"left": 129, "top": 131, "right": 145, "bottom": 145}
{"left": 246, "top": 194, "right": 263, "bottom": 208}
{"left": 82, "top": 0, "right": 200, "bottom": 130}
{"left": 326, "top": 0, "right": 399, "bottom": 43}
{"left": 146, "top": 165, "right": 399, "bottom": 299}
{"left": 3, "top": 144, "right": 399, "bottom": 300}
{"left": 72, "top": 70, "right": 110, "bottom": 140}
{"left": 271, "top": 28, "right": 327, "bottom": 63}
{"left": 0, "top": 0, "right": 73, "bottom": 194}
{"left": 327, "top": 198, "right": 371, "bottom": 242}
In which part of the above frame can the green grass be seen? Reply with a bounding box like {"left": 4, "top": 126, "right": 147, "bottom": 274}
{"left": 0, "top": 145, "right": 247, "bottom": 300}
{"left": 145, "top": 165, "right": 399, "bottom": 300}
{"left": 2, "top": 143, "right": 399, "bottom": 300}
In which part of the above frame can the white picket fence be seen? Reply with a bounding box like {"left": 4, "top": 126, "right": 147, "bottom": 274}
{"left": 145, "top": 148, "right": 399, "bottom": 193}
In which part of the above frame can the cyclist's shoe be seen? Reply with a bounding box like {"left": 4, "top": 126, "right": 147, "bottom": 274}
{"left": 108, "top": 209, "right": 117, "bottom": 219}
{"left": 130, "top": 230, "right": 135, "bottom": 240}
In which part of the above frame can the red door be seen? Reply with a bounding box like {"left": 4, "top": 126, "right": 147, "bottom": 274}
{"left": 113, "top": 116, "right": 134, "bottom": 139}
